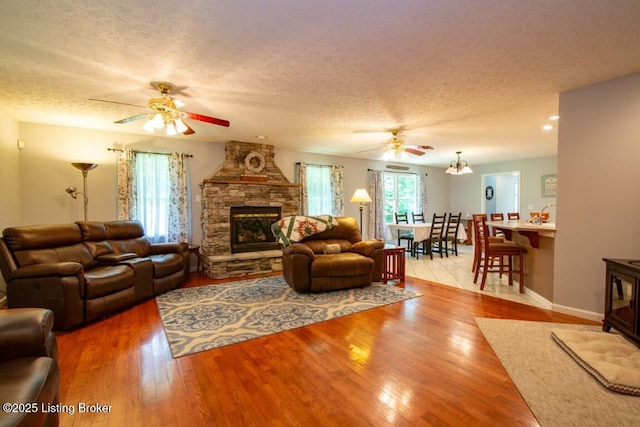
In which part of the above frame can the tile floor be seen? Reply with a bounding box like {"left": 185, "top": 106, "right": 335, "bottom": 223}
{"left": 395, "top": 242, "right": 551, "bottom": 309}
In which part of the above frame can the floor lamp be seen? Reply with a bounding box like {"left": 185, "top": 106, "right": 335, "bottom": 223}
{"left": 350, "top": 188, "right": 372, "bottom": 236}
{"left": 66, "top": 162, "right": 97, "bottom": 221}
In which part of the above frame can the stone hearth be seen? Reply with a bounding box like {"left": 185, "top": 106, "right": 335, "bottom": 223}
{"left": 200, "top": 141, "right": 301, "bottom": 279}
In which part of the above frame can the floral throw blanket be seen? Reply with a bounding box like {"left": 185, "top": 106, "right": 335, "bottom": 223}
{"left": 271, "top": 215, "right": 339, "bottom": 246}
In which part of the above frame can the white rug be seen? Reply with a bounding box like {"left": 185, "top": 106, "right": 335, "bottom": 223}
{"left": 156, "top": 276, "right": 421, "bottom": 358}
{"left": 475, "top": 318, "right": 640, "bottom": 427}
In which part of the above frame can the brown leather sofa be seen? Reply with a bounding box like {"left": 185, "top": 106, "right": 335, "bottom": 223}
{"left": 281, "top": 216, "right": 384, "bottom": 292}
{"left": 0, "top": 220, "right": 188, "bottom": 330}
{"left": 0, "top": 308, "right": 60, "bottom": 427}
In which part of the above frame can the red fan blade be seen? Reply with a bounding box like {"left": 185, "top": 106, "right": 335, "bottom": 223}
{"left": 184, "top": 111, "right": 230, "bottom": 127}
{"left": 114, "top": 114, "right": 149, "bottom": 124}
{"left": 404, "top": 148, "right": 426, "bottom": 156}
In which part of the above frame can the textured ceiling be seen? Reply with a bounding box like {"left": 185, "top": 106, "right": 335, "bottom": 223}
{"left": 1, "top": 1, "right": 640, "bottom": 166}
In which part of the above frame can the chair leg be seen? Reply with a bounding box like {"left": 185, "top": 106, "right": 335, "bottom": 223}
{"left": 518, "top": 252, "right": 524, "bottom": 293}
{"left": 480, "top": 256, "right": 489, "bottom": 290}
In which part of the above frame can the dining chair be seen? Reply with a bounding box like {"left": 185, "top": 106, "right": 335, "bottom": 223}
{"left": 471, "top": 214, "right": 504, "bottom": 273}
{"left": 443, "top": 212, "right": 462, "bottom": 257}
{"left": 394, "top": 212, "right": 414, "bottom": 251}
{"left": 419, "top": 213, "right": 446, "bottom": 260}
{"left": 490, "top": 213, "right": 505, "bottom": 238}
{"left": 412, "top": 212, "right": 425, "bottom": 223}
{"left": 507, "top": 212, "right": 520, "bottom": 220}
{"left": 473, "top": 216, "right": 525, "bottom": 293}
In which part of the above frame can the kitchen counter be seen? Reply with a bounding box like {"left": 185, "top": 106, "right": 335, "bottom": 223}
{"left": 486, "top": 220, "right": 555, "bottom": 248}
{"left": 487, "top": 220, "right": 556, "bottom": 301}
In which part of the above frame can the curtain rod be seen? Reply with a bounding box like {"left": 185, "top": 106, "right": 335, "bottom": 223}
{"left": 295, "top": 162, "right": 340, "bottom": 167}
{"left": 367, "top": 168, "right": 427, "bottom": 176}
{"left": 107, "top": 148, "right": 193, "bottom": 158}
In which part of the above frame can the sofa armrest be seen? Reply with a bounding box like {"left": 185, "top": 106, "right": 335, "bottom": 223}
{"left": 10, "top": 262, "right": 83, "bottom": 280}
{"left": 282, "top": 243, "right": 315, "bottom": 260}
{"left": 149, "top": 242, "right": 188, "bottom": 255}
{"left": 351, "top": 239, "right": 385, "bottom": 257}
{"left": 0, "top": 308, "right": 57, "bottom": 362}
{"left": 95, "top": 252, "right": 138, "bottom": 263}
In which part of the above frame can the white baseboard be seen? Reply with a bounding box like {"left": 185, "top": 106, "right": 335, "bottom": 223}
{"left": 524, "top": 288, "right": 553, "bottom": 310}
{"left": 551, "top": 303, "right": 603, "bottom": 323}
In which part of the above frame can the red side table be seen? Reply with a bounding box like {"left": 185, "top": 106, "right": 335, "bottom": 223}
{"left": 383, "top": 244, "right": 405, "bottom": 284}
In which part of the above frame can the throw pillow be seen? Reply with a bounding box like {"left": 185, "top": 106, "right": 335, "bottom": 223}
{"left": 323, "top": 244, "right": 341, "bottom": 254}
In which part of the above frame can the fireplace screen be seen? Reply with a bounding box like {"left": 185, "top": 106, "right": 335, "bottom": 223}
{"left": 230, "top": 206, "right": 282, "bottom": 253}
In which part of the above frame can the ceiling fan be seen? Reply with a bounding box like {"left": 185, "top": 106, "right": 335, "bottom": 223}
{"left": 357, "top": 129, "right": 434, "bottom": 159}
{"left": 90, "top": 83, "right": 229, "bottom": 136}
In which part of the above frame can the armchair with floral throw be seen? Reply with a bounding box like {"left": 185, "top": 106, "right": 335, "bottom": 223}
{"left": 275, "top": 216, "right": 384, "bottom": 292}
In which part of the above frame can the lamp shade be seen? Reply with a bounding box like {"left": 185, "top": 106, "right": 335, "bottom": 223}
{"left": 350, "top": 189, "right": 372, "bottom": 203}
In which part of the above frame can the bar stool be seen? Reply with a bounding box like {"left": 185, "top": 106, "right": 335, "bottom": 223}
{"left": 473, "top": 216, "right": 525, "bottom": 293}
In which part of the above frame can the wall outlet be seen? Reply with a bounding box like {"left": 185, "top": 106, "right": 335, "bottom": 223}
{"left": 17, "top": 140, "right": 24, "bottom": 149}
{"left": 528, "top": 204, "right": 534, "bottom": 210}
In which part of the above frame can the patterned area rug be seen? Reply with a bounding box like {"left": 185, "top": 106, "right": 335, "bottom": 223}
{"left": 156, "top": 276, "right": 421, "bottom": 358}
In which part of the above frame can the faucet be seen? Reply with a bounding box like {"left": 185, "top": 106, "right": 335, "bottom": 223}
{"left": 535, "top": 204, "right": 556, "bottom": 224}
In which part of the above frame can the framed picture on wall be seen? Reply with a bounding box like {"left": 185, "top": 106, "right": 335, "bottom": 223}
{"left": 541, "top": 174, "right": 557, "bottom": 197}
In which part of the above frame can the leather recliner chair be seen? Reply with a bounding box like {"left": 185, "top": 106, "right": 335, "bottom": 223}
{"left": 0, "top": 308, "right": 60, "bottom": 427}
{"left": 281, "top": 216, "right": 384, "bottom": 292}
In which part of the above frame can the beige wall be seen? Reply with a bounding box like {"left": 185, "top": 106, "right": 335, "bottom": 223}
{"left": 554, "top": 72, "right": 640, "bottom": 317}
{"left": 448, "top": 156, "right": 557, "bottom": 218}
{"left": 0, "top": 115, "right": 21, "bottom": 296}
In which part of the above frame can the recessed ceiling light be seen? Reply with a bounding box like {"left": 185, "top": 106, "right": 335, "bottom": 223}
{"left": 543, "top": 124, "right": 554, "bottom": 131}
{"left": 256, "top": 135, "right": 267, "bottom": 140}
{"left": 549, "top": 115, "right": 559, "bottom": 121}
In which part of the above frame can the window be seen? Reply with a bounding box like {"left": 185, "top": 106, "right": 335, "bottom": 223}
{"left": 135, "top": 153, "right": 171, "bottom": 242}
{"left": 383, "top": 172, "right": 419, "bottom": 223}
{"left": 306, "top": 165, "right": 333, "bottom": 215}
{"left": 301, "top": 163, "right": 344, "bottom": 216}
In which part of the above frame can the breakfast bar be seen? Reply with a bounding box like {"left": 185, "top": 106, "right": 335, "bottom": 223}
{"left": 487, "top": 220, "right": 556, "bottom": 301}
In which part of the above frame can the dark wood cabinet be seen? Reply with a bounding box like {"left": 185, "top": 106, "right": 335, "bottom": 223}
{"left": 603, "top": 258, "right": 640, "bottom": 346}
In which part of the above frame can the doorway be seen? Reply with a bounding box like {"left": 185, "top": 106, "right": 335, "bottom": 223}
{"left": 482, "top": 171, "right": 520, "bottom": 216}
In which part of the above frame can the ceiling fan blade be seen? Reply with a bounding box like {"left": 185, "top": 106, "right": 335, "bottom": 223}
{"left": 89, "top": 98, "right": 147, "bottom": 109}
{"left": 184, "top": 111, "right": 230, "bottom": 127}
{"left": 404, "top": 148, "right": 426, "bottom": 156}
{"left": 356, "top": 147, "right": 385, "bottom": 154}
{"left": 181, "top": 120, "right": 196, "bottom": 135}
{"left": 114, "top": 114, "right": 149, "bottom": 124}
{"left": 407, "top": 145, "right": 434, "bottom": 150}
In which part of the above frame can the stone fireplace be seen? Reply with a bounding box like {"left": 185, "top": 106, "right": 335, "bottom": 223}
{"left": 200, "top": 141, "right": 301, "bottom": 278}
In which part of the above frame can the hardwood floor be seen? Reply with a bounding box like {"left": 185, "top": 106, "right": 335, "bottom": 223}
{"left": 55, "top": 273, "right": 598, "bottom": 426}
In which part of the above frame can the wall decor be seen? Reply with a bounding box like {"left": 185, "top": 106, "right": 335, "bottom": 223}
{"left": 541, "top": 174, "right": 557, "bottom": 197}
{"left": 485, "top": 185, "right": 494, "bottom": 200}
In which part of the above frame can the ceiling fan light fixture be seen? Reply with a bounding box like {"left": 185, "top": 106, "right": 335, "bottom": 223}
{"left": 445, "top": 151, "right": 472, "bottom": 175}
{"left": 165, "top": 122, "right": 177, "bottom": 136}
{"left": 174, "top": 118, "right": 188, "bottom": 133}
{"left": 142, "top": 117, "right": 156, "bottom": 133}
{"left": 152, "top": 113, "right": 164, "bottom": 129}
